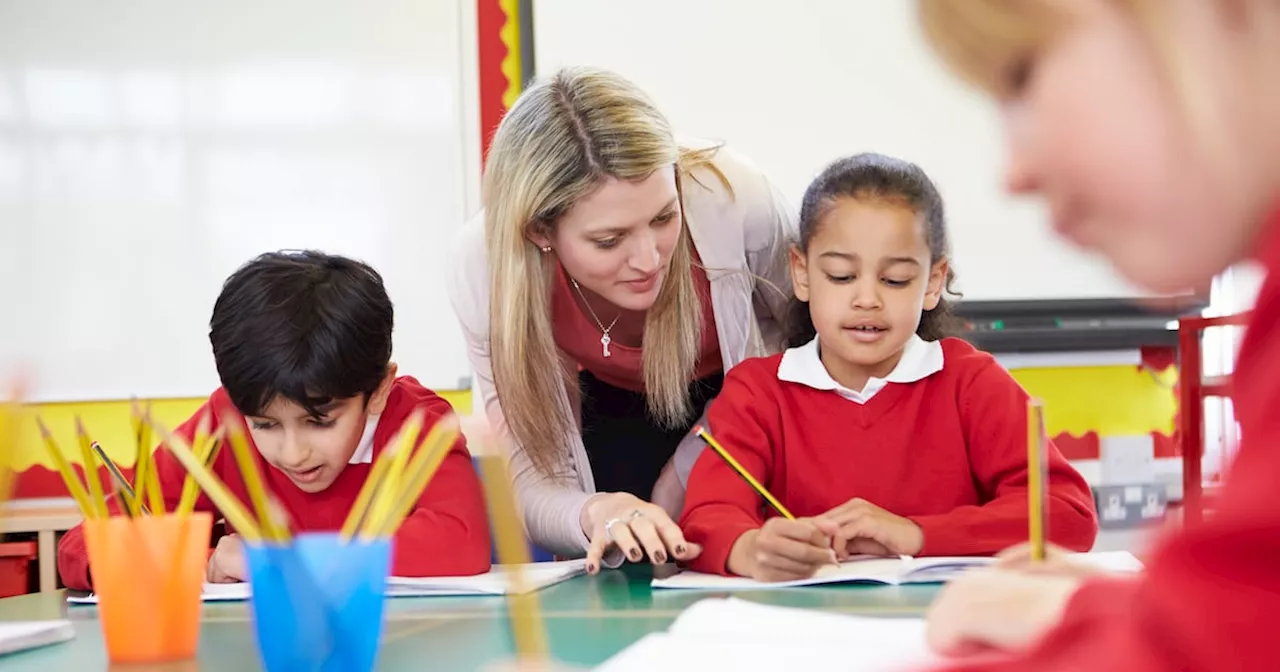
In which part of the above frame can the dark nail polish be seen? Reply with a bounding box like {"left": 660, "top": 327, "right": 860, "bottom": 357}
{"left": 675, "top": 544, "right": 686, "bottom": 555}
{"left": 656, "top": 552, "right": 667, "bottom": 564}
{"left": 629, "top": 548, "right": 641, "bottom": 560}
{"left": 586, "top": 563, "right": 595, "bottom": 573}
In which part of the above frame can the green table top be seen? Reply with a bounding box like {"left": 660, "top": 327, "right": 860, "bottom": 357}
{"left": 0, "top": 566, "right": 939, "bottom": 670}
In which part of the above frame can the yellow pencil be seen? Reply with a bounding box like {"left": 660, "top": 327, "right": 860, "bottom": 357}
{"left": 152, "top": 420, "right": 263, "bottom": 542}
{"left": 75, "top": 418, "right": 109, "bottom": 519}
{"left": 140, "top": 405, "right": 164, "bottom": 515}
{"left": 35, "top": 418, "right": 96, "bottom": 518}
{"left": 474, "top": 434, "right": 547, "bottom": 661}
{"left": 130, "top": 401, "right": 163, "bottom": 514}
{"left": 363, "top": 411, "right": 425, "bottom": 536}
{"left": 340, "top": 440, "right": 398, "bottom": 541}
{"left": 1027, "top": 399, "right": 1048, "bottom": 562}
{"left": 177, "top": 426, "right": 223, "bottom": 516}
{"left": 695, "top": 426, "right": 794, "bottom": 520}
{"left": 223, "top": 415, "right": 287, "bottom": 542}
{"left": 370, "top": 415, "right": 459, "bottom": 538}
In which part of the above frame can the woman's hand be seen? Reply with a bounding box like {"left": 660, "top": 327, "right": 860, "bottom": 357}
{"left": 728, "top": 517, "right": 839, "bottom": 582}
{"left": 581, "top": 492, "right": 701, "bottom": 574}
{"left": 207, "top": 533, "right": 247, "bottom": 583}
{"left": 823, "top": 498, "right": 924, "bottom": 559}
{"left": 925, "top": 568, "right": 1084, "bottom": 655}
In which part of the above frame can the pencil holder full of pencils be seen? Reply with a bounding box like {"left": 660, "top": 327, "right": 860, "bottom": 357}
{"left": 82, "top": 511, "right": 213, "bottom": 663}
{"left": 244, "top": 532, "right": 392, "bottom": 672}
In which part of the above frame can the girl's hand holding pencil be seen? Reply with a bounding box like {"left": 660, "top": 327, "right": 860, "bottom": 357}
{"left": 727, "top": 516, "right": 840, "bottom": 582}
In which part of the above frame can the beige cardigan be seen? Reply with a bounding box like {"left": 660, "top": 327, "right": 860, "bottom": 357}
{"left": 445, "top": 145, "right": 798, "bottom": 557}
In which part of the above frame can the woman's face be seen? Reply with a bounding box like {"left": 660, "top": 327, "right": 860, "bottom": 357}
{"left": 535, "top": 167, "right": 683, "bottom": 312}
{"left": 999, "top": 0, "right": 1279, "bottom": 293}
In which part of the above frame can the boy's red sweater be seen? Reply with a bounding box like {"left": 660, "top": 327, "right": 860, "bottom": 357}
{"left": 679, "top": 338, "right": 1098, "bottom": 575}
{"left": 57, "top": 376, "right": 492, "bottom": 590}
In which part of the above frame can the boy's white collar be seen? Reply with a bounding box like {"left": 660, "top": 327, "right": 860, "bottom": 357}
{"left": 777, "top": 334, "right": 944, "bottom": 394}
{"left": 347, "top": 414, "right": 380, "bottom": 464}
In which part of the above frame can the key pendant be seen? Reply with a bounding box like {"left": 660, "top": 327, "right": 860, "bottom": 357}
{"left": 601, "top": 332, "right": 612, "bottom": 358}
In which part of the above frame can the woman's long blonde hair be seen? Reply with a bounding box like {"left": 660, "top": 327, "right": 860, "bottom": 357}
{"left": 484, "top": 66, "right": 722, "bottom": 474}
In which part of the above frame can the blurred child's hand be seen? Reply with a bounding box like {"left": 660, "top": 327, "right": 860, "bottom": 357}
{"left": 823, "top": 498, "right": 924, "bottom": 559}
{"left": 925, "top": 568, "right": 1083, "bottom": 655}
{"left": 729, "top": 517, "right": 839, "bottom": 582}
{"left": 207, "top": 533, "right": 247, "bottom": 583}
{"left": 992, "top": 542, "right": 1109, "bottom": 579}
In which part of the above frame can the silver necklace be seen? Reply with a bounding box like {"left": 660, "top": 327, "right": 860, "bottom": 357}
{"left": 569, "top": 277, "right": 621, "bottom": 357}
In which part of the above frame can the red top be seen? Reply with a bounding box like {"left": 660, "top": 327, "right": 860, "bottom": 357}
{"left": 679, "top": 338, "right": 1099, "bottom": 575}
{"left": 933, "top": 214, "right": 1280, "bottom": 672}
{"left": 56, "top": 376, "right": 492, "bottom": 590}
{"left": 552, "top": 250, "right": 723, "bottom": 391}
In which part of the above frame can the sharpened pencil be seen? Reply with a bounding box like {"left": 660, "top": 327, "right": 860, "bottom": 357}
{"left": 694, "top": 426, "right": 794, "bottom": 520}
{"left": 1027, "top": 399, "right": 1048, "bottom": 562}
{"left": 91, "top": 441, "right": 142, "bottom": 517}
{"left": 36, "top": 418, "right": 96, "bottom": 518}
{"left": 153, "top": 420, "right": 264, "bottom": 542}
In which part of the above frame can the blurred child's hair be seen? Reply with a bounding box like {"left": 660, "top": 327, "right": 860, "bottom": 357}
{"left": 209, "top": 250, "right": 394, "bottom": 418}
{"left": 786, "top": 153, "right": 960, "bottom": 348}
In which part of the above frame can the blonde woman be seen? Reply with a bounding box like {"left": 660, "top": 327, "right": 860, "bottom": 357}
{"left": 447, "top": 66, "right": 796, "bottom": 572}
{"left": 913, "top": 1, "right": 1280, "bottom": 670}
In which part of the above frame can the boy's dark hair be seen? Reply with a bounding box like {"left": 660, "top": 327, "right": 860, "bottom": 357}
{"left": 786, "top": 152, "right": 960, "bottom": 348}
{"left": 209, "top": 250, "right": 394, "bottom": 418}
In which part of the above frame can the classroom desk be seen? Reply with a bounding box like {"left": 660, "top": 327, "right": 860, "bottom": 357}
{"left": 0, "top": 500, "right": 82, "bottom": 593}
{"left": 0, "top": 565, "right": 940, "bottom": 670}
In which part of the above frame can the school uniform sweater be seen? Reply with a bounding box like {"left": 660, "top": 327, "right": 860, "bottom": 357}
{"left": 934, "top": 213, "right": 1280, "bottom": 672}
{"left": 57, "top": 376, "right": 492, "bottom": 591}
{"left": 679, "top": 337, "right": 1098, "bottom": 575}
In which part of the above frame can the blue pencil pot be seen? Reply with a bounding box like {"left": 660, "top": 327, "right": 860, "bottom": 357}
{"left": 244, "top": 533, "right": 391, "bottom": 672}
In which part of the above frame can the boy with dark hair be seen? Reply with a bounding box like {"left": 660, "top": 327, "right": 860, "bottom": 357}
{"left": 58, "top": 251, "right": 492, "bottom": 588}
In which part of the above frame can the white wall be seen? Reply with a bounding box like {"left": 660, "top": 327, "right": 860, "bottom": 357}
{"left": 532, "top": 0, "right": 1146, "bottom": 302}
{"left": 0, "top": 0, "right": 481, "bottom": 401}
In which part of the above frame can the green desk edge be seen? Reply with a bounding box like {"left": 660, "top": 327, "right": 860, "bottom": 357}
{"left": 0, "top": 566, "right": 939, "bottom": 670}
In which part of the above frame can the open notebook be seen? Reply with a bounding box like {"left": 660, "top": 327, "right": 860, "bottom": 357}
{"left": 596, "top": 597, "right": 953, "bottom": 672}
{"left": 67, "top": 559, "right": 586, "bottom": 604}
{"left": 0, "top": 620, "right": 75, "bottom": 656}
{"left": 652, "top": 551, "right": 1143, "bottom": 590}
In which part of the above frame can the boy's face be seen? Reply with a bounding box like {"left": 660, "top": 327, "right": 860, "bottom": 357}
{"left": 244, "top": 367, "right": 396, "bottom": 493}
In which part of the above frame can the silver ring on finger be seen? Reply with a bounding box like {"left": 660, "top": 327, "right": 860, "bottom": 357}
{"left": 604, "top": 517, "right": 624, "bottom": 541}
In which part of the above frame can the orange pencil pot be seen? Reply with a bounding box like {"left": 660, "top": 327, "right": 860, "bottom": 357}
{"left": 82, "top": 512, "right": 212, "bottom": 663}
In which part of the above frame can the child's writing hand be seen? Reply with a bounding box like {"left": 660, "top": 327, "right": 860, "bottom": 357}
{"left": 925, "top": 568, "right": 1083, "bottom": 655}
{"left": 206, "top": 533, "right": 248, "bottom": 583}
{"left": 730, "top": 517, "right": 839, "bottom": 582}
{"left": 823, "top": 498, "right": 924, "bottom": 559}
{"left": 992, "top": 542, "right": 1108, "bottom": 579}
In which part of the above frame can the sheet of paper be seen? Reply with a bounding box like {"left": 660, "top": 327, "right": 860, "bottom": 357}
{"left": 0, "top": 620, "right": 76, "bottom": 656}
{"left": 67, "top": 560, "right": 586, "bottom": 603}
{"left": 652, "top": 556, "right": 949, "bottom": 590}
{"left": 385, "top": 559, "right": 587, "bottom": 596}
{"left": 652, "top": 551, "right": 1143, "bottom": 590}
{"left": 596, "top": 598, "right": 945, "bottom": 672}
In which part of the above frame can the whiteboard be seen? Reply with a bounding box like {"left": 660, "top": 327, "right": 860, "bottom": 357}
{"left": 0, "top": 0, "right": 482, "bottom": 402}
{"left": 532, "top": 0, "right": 1145, "bottom": 303}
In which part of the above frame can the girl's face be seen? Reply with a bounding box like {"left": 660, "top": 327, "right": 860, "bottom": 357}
{"left": 530, "top": 168, "right": 683, "bottom": 313}
{"left": 1002, "top": 0, "right": 1279, "bottom": 294}
{"left": 790, "top": 198, "right": 946, "bottom": 391}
